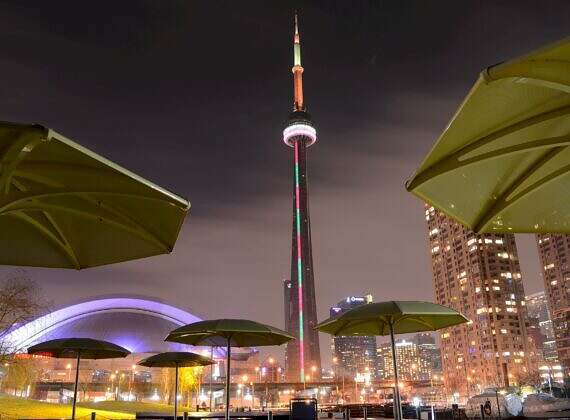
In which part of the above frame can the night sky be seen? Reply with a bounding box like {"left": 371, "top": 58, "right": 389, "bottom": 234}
{"left": 1, "top": 1, "right": 569, "bottom": 364}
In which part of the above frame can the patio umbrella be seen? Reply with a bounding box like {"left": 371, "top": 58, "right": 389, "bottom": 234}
{"left": 139, "top": 352, "right": 214, "bottom": 420}
{"left": 27, "top": 337, "right": 130, "bottom": 419}
{"left": 316, "top": 301, "right": 469, "bottom": 420}
{"left": 165, "top": 319, "right": 294, "bottom": 420}
{"left": 406, "top": 37, "right": 570, "bottom": 233}
{"left": 0, "top": 121, "right": 190, "bottom": 269}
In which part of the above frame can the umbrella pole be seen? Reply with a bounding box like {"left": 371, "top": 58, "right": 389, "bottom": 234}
{"left": 389, "top": 322, "right": 402, "bottom": 420}
{"left": 225, "top": 338, "right": 231, "bottom": 420}
{"left": 174, "top": 363, "right": 179, "bottom": 420}
{"left": 210, "top": 346, "right": 214, "bottom": 412}
{"left": 71, "top": 352, "right": 81, "bottom": 420}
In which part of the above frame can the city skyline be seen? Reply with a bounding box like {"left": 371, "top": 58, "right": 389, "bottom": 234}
{"left": 1, "top": 2, "right": 569, "bottom": 366}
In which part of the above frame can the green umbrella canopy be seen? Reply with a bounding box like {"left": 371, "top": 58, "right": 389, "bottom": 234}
{"left": 316, "top": 301, "right": 469, "bottom": 336}
{"left": 27, "top": 338, "right": 130, "bottom": 359}
{"left": 0, "top": 121, "right": 190, "bottom": 269}
{"left": 167, "top": 319, "right": 293, "bottom": 420}
{"left": 165, "top": 319, "right": 295, "bottom": 347}
{"left": 406, "top": 37, "right": 570, "bottom": 234}
{"left": 138, "top": 352, "right": 214, "bottom": 368}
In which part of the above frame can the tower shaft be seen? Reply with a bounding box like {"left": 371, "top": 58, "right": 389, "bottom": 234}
{"left": 283, "top": 14, "right": 321, "bottom": 383}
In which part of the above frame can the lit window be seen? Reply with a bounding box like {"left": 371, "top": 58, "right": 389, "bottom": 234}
{"left": 544, "top": 263, "right": 555, "bottom": 270}
{"left": 500, "top": 329, "right": 507, "bottom": 334}
{"left": 551, "top": 280, "right": 557, "bottom": 286}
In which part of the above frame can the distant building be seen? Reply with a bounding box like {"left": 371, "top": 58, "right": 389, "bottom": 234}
{"left": 535, "top": 235, "right": 570, "bottom": 378}
{"left": 525, "top": 291, "right": 559, "bottom": 363}
{"left": 377, "top": 339, "right": 431, "bottom": 381}
{"left": 331, "top": 295, "right": 378, "bottom": 380}
{"left": 414, "top": 333, "right": 443, "bottom": 373}
{"left": 425, "top": 205, "right": 534, "bottom": 397}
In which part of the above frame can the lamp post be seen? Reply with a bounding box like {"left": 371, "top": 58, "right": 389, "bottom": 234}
{"left": 120, "top": 373, "right": 125, "bottom": 400}
{"left": 66, "top": 363, "right": 72, "bottom": 382}
{"left": 110, "top": 373, "right": 116, "bottom": 401}
{"left": 210, "top": 347, "right": 215, "bottom": 411}
{"left": 242, "top": 375, "right": 248, "bottom": 409}
{"left": 129, "top": 364, "right": 136, "bottom": 401}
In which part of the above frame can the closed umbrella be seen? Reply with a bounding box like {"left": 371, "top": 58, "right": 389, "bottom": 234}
{"left": 28, "top": 338, "right": 130, "bottom": 419}
{"left": 406, "top": 37, "right": 570, "bottom": 233}
{"left": 165, "top": 319, "right": 294, "bottom": 420}
{"left": 316, "top": 301, "right": 469, "bottom": 420}
{"left": 0, "top": 121, "right": 189, "bottom": 269}
{"left": 139, "top": 352, "right": 214, "bottom": 419}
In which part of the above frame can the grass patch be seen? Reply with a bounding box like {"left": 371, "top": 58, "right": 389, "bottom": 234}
{"left": 79, "top": 400, "right": 195, "bottom": 414}
{"left": 0, "top": 394, "right": 134, "bottom": 419}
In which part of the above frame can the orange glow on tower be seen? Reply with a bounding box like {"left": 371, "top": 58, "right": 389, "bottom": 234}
{"left": 292, "top": 13, "right": 304, "bottom": 111}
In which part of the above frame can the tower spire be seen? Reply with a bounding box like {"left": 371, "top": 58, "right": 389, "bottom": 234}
{"left": 292, "top": 13, "right": 304, "bottom": 111}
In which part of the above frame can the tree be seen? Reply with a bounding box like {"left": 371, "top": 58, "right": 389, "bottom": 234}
{"left": 159, "top": 366, "right": 203, "bottom": 407}
{"left": 3, "top": 358, "right": 39, "bottom": 396}
{"left": 0, "top": 270, "right": 46, "bottom": 363}
{"left": 179, "top": 366, "right": 203, "bottom": 407}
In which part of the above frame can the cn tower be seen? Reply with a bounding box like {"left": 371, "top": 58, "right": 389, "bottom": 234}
{"left": 283, "top": 14, "right": 321, "bottom": 383}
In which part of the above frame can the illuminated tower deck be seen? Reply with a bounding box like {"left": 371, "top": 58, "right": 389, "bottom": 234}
{"left": 283, "top": 14, "right": 321, "bottom": 383}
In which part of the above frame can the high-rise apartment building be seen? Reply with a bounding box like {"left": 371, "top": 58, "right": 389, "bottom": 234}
{"left": 425, "top": 205, "right": 533, "bottom": 396}
{"left": 377, "top": 339, "right": 431, "bottom": 381}
{"left": 414, "top": 333, "right": 443, "bottom": 373}
{"left": 535, "top": 234, "right": 570, "bottom": 377}
{"left": 330, "top": 295, "right": 378, "bottom": 380}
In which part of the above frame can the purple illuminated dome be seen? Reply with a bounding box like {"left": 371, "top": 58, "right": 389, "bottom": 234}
{"left": 4, "top": 296, "right": 211, "bottom": 354}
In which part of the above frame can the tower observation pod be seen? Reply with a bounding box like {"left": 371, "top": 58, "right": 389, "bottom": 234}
{"left": 283, "top": 13, "right": 321, "bottom": 384}
{"left": 282, "top": 14, "right": 317, "bottom": 148}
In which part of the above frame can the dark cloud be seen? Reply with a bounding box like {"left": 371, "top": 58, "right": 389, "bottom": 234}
{"left": 0, "top": 0, "right": 568, "bottom": 363}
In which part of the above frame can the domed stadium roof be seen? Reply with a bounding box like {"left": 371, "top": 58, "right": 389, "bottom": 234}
{"left": 4, "top": 297, "right": 208, "bottom": 354}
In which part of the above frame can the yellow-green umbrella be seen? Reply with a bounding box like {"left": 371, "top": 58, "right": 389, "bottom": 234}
{"left": 139, "top": 352, "right": 214, "bottom": 419}
{"left": 166, "top": 319, "right": 294, "bottom": 420}
{"left": 0, "top": 121, "right": 189, "bottom": 269}
{"left": 316, "top": 301, "right": 469, "bottom": 420}
{"left": 406, "top": 37, "right": 570, "bottom": 234}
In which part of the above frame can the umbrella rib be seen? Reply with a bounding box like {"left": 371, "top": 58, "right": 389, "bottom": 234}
{"left": 486, "top": 59, "right": 570, "bottom": 93}
{"left": 2, "top": 202, "right": 171, "bottom": 253}
{"left": 77, "top": 193, "right": 170, "bottom": 251}
{"left": 412, "top": 316, "right": 436, "bottom": 331}
{"left": 9, "top": 212, "right": 81, "bottom": 269}
{"left": 406, "top": 104, "right": 570, "bottom": 190}
{"left": 0, "top": 132, "right": 43, "bottom": 194}
{"left": 473, "top": 147, "right": 567, "bottom": 232}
